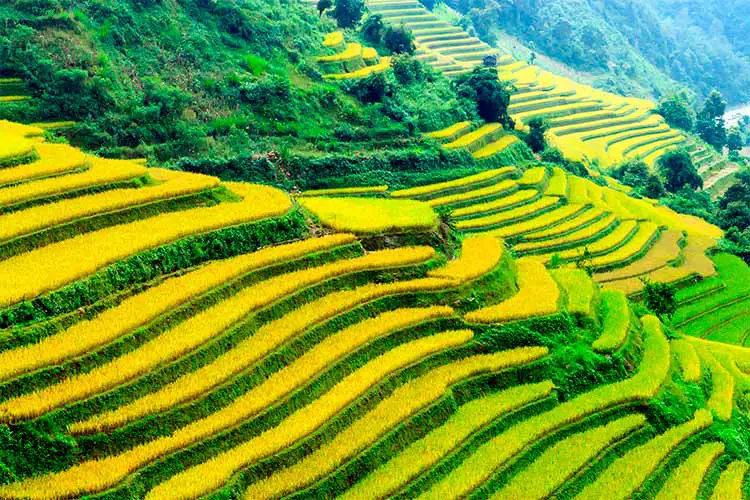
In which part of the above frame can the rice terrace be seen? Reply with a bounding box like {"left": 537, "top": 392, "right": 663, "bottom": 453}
{"left": 2, "top": 0, "right": 750, "bottom": 499}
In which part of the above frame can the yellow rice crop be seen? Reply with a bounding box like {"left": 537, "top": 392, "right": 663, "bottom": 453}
{"left": 486, "top": 205, "right": 583, "bottom": 239}
{"left": 444, "top": 123, "right": 501, "bottom": 149}
{"left": 424, "top": 121, "right": 471, "bottom": 140}
{"left": 592, "top": 290, "right": 630, "bottom": 352}
{"left": 0, "top": 331, "right": 472, "bottom": 499}
{"left": 574, "top": 410, "right": 714, "bottom": 500}
{"left": 465, "top": 258, "right": 559, "bottom": 323}
{"left": 595, "top": 230, "right": 682, "bottom": 284}
{"left": 428, "top": 236, "right": 503, "bottom": 282}
{"left": 0, "top": 120, "right": 45, "bottom": 138}
{"left": 297, "top": 185, "right": 388, "bottom": 196}
{"left": 323, "top": 31, "right": 343, "bottom": 47}
{"left": 339, "top": 382, "right": 555, "bottom": 500}
{"left": 0, "top": 157, "right": 147, "bottom": 208}
{"left": 242, "top": 348, "right": 548, "bottom": 500}
{"left": 0, "top": 143, "right": 87, "bottom": 187}
{"left": 587, "top": 222, "right": 658, "bottom": 268}
{"left": 567, "top": 176, "right": 591, "bottom": 204}
{"left": 0, "top": 96, "right": 30, "bottom": 102}
{"left": 0, "top": 247, "right": 436, "bottom": 421}
{"left": 0, "top": 182, "right": 292, "bottom": 308}
{"left": 513, "top": 214, "right": 617, "bottom": 252}
{"left": 324, "top": 57, "right": 392, "bottom": 80}
{"left": 472, "top": 135, "right": 519, "bottom": 159}
{"left": 317, "top": 42, "right": 362, "bottom": 62}
{"left": 0, "top": 169, "right": 220, "bottom": 242}
{"left": 72, "top": 306, "right": 454, "bottom": 433}
{"left": 517, "top": 166, "right": 547, "bottom": 186}
{"left": 427, "top": 180, "right": 516, "bottom": 208}
{"left": 710, "top": 461, "right": 749, "bottom": 500}
{"left": 362, "top": 47, "right": 378, "bottom": 59}
{"left": 298, "top": 196, "right": 438, "bottom": 233}
{"left": 544, "top": 167, "right": 567, "bottom": 196}
{"left": 538, "top": 220, "right": 638, "bottom": 263}
{"left": 0, "top": 234, "right": 355, "bottom": 382}
{"left": 514, "top": 100, "right": 604, "bottom": 122}
{"left": 492, "top": 414, "right": 647, "bottom": 500}
{"left": 418, "top": 315, "right": 672, "bottom": 499}
{"left": 451, "top": 190, "right": 538, "bottom": 218}
{"left": 655, "top": 442, "right": 725, "bottom": 500}
{"left": 0, "top": 136, "right": 34, "bottom": 165}
{"left": 456, "top": 197, "right": 559, "bottom": 231}
{"left": 550, "top": 268, "right": 596, "bottom": 318}
{"left": 695, "top": 346, "right": 734, "bottom": 421}
{"left": 28, "top": 121, "right": 77, "bottom": 130}
{"left": 522, "top": 207, "right": 605, "bottom": 241}
{"left": 671, "top": 339, "right": 701, "bottom": 382}
{"left": 391, "top": 167, "right": 514, "bottom": 198}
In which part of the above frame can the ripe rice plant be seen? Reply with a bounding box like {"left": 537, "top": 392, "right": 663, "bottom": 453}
{"left": 710, "top": 461, "right": 749, "bottom": 500}
{"left": 544, "top": 167, "right": 568, "bottom": 197}
{"left": 0, "top": 120, "right": 44, "bottom": 139}
{"left": 428, "top": 236, "right": 503, "bottom": 282}
{"left": 0, "top": 331, "right": 473, "bottom": 499}
{"left": 0, "top": 234, "right": 355, "bottom": 383}
{"left": 339, "top": 382, "right": 556, "bottom": 500}
{"left": 425, "top": 121, "right": 471, "bottom": 141}
{"left": 457, "top": 197, "right": 560, "bottom": 231}
{"left": 472, "top": 135, "right": 519, "bottom": 160}
{"left": 654, "top": 442, "right": 724, "bottom": 500}
{"left": 0, "top": 157, "right": 147, "bottom": 208}
{"left": 427, "top": 180, "right": 517, "bottom": 208}
{"left": 0, "top": 136, "right": 34, "bottom": 167}
{"left": 444, "top": 123, "right": 501, "bottom": 150}
{"left": 242, "top": 348, "right": 548, "bottom": 500}
{"left": 595, "top": 230, "right": 682, "bottom": 283}
{"left": 587, "top": 222, "right": 658, "bottom": 269}
{"left": 592, "top": 290, "right": 630, "bottom": 352}
{"left": 522, "top": 207, "right": 605, "bottom": 241}
{"left": 550, "top": 268, "right": 596, "bottom": 319}
{"left": 574, "top": 410, "right": 714, "bottom": 500}
{"left": 538, "top": 220, "right": 638, "bottom": 264}
{"left": 323, "top": 31, "right": 344, "bottom": 47}
{"left": 417, "top": 315, "right": 671, "bottom": 499}
{"left": 298, "top": 197, "right": 438, "bottom": 233}
{"left": 671, "top": 340, "right": 701, "bottom": 382}
{"left": 0, "top": 182, "right": 293, "bottom": 307}
{"left": 71, "top": 306, "right": 454, "bottom": 434}
{"left": 0, "top": 247, "right": 437, "bottom": 420}
{"left": 487, "top": 205, "right": 585, "bottom": 239}
{"left": 390, "top": 167, "right": 515, "bottom": 199}
{"left": 298, "top": 186, "right": 388, "bottom": 196}
{"left": 324, "top": 57, "right": 392, "bottom": 80}
{"left": 491, "top": 414, "right": 647, "bottom": 500}
{"left": 0, "top": 169, "right": 220, "bottom": 242}
{"left": 0, "top": 143, "right": 87, "bottom": 187}
{"left": 316, "top": 42, "right": 362, "bottom": 62}
{"left": 465, "top": 258, "right": 559, "bottom": 323}
{"left": 451, "top": 190, "right": 538, "bottom": 219}
{"left": 695, "top": 346, "right": 734, "bottom": 421}
{"left": 513, "top": 214, "right": 617, "bottom": 253}
{"left": 517, "top": 166, "right": 547, "bottom": 186}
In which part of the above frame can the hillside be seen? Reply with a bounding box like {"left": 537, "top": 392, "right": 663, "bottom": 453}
{"left": 1, "top": 120, "right": 749, "bottom": 498}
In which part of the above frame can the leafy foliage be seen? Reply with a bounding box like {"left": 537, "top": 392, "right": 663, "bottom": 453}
{"left": 657, "top": 149, "right": 702, "bottom": 193}
{"left": 642, "top": 279, "right": 677, "bottom": 320}
{"left": 454, "top": 67, "right": 513, "bottom": 127}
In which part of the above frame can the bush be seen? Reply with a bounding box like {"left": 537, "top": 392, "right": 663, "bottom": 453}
{"left": 384, "top": 25, "right": 415, "bottom": 54}
{"left": 658, "top": 149, "right": 702, "bottom": 193}
{"left": 362, "top": 14, "right": 384, "bottom": 45}
{"left": 333, "top": 0, "right": 365, "bottom": 28}
{"left": 454, "top": 67, "right": 513, "bottom": 127}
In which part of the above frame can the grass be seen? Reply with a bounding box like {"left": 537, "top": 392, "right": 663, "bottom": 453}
{"left": 0, "top": 183, "right": 293, "bottom": 308}
{"left": 592, "top": 290, "right": 630, "bottom": 352}
{"left": 0, "top": 247, "right": 437, "bottom": 421}
{"left": 466, "top": 258, "right": 559, "bottom": 323}
{"left": 574, "top": 410, "right": 713, "bottom": 499}
{"left": 298, "top": 197, "right": 438, "bottom": 234}
{"left": 338, "top": 382, "right": 556, "bottom": 500}
{"left": 472, "top": 136, "right": 519, "bottom": 160}
{"left": 654, "top": 442, "right": 724, "bottom": 500}
{"left": 491, "top": 414, "right": 647, "bottom": 500}
{"left": 695, "top": 346, "right": 734, "bottom": 421}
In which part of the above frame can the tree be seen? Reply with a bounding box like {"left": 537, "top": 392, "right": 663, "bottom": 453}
{"left": 454, "top": 67, "right": 513, "bottom": 127}
{"left": 657, "top": 149, "right": 703, "bottom": 192}
{"left": 696, "top": 89, "right": 727, "bottom": 151}
{"left": 333, "top": 0, "right": 365, "bottom": 28}
{"left": 657, "top": 91, "right": 696, "bottom": 131}
{"left": 316, "top": 0, "right": 332, "bottom": 16}
{"left": 383, "top": 25, "right": 415, "bottom": 54}
{"left": 728, "top": 127, "right": 743, "bottom": 152}
{"left": 526, "top": 117, "right": 548, "bottom": 153}
{"left": 642, "top": 279, "right": 677, "bottom": 319}
{"left": 361, "top": 14, "right": 384, "bottom": 45}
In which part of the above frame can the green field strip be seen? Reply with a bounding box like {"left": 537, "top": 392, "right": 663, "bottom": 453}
{"left": 635, "top": 136, "right": 687, "bottom": 162}
{"left": 573, "top": 411, "right": 713, "bottom": 499}
{"left": 654, "top": 442, "right": 725, "bottom": 499}
{"left": 680, "top": 296, "right": 750, "bottom": 337}
{"left": 336, "top": 382, "right": 555, "bottom": 500}
{"left": 548, "top": 106, "right": 637, "bottom": 129}
{"left": 514, "top": 101, "right": 605, "bottom": 123}
{"left": 489, "top": 414, "right": 647, "bottom": 500}
{"left": 417, "top": 33, "right": 474, "bottom": 43}
{"left": 703, "top": 310, "right": 750, "bottom": 345}
{"left": 413, "top": 315, "right": 671, "bottom": 499}
{"left": 551, "top": 268, "right": 598, "bottom": 321}
{"left": 514, "top": 214, "right": 619, "bottom": 256}
{"left": 603, "top": 126, "right": 673, "bottom": 150}
{"left": 423, "top": 39, "right": 485, "bottom": 51}
{"left": 510, "top": 88, "right": 577, "bottom": 105}
{"left": 592, "top": 290, "right": 630, "bottom": 353}
{"left": 710, "top": 461, "right": 749, "bottom": 500}
{"left": 676, "top": 279, "right": 726, "bottom": 307}
{"left": 696, "top": 346, "right": 734, "bottom": 420}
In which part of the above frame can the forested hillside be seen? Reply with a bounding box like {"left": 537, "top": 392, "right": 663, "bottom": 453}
{"left": 446, "top": 0, "right": 750, "bottom": 104}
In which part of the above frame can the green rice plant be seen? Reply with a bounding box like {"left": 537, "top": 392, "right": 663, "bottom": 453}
{"left": 671, "top": 339, "right": 701, "bottom": 382}
{"left": 592, "top": 290, "right": 630, "bottom": 352}
{"left": 536, "top": 220, "right": 638, "bottom": 264}
{"left": 338, "top": 382, "right": 556, "bottom": 500}
{"left": 517, "top": 166, "right": 547, "bottom": 186}
{"left": 551, "top": 268, "right": 597, "bottom": 320}
{"left": 573, "top": 410, "right": 714, "bottom": 500}
{"left": 710, "top": 461, "right": 749, "bottom": 500}
{"left": 491, "top": 414, "right": 647, "bottom": 500}
{"left": 456, "top": 197, "right": 560, "bottom": 231}
{"left": 654, "top": 442, "right": 725, "bottom": 500}
{"left": 241, "top": 348, "right": 549, "bottom": 500}
{"left": 298, "top": 197, "right": 438, "bottom": 234}
{"left": 695, "top": 345, "right": 734, "bottom": 421}
{"left": 416, "top": 315, "right": 672, "bottom": 499}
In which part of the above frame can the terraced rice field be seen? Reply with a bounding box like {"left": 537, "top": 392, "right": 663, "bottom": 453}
{"left": 2, "top": 118, "right": 749, "bottom": 500}
{"left": 317, "top": 33, "right": 392, "bottom": 79}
